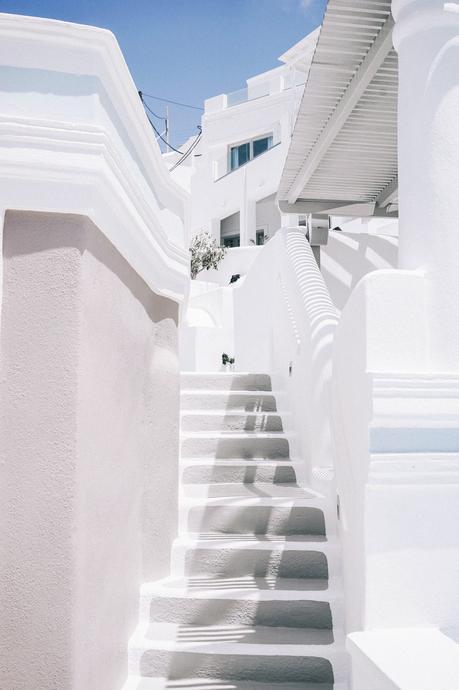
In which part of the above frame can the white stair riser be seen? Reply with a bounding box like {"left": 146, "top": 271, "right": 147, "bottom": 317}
{"left": 182, "top": 414, "right": 284, "bottom": 432}
{"left": 181, "top": 373, "right": 272, "bottom": 391}
{"left": 124, "top": 680, "right": 347, "bottom": 690}
{"left": 124, "top": 679, "right": 348, "bottom": 690}
{"left": 181, "top": 393, "right": 277, "bottom": 412}
{"left": 181, "top": 436, "right": 290, "bottom": 459}
{"left": 181, "top": 462, "right": 297, "bottom": 485}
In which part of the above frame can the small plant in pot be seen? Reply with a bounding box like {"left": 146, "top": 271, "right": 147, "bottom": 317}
{"left": 222, "top": 353, "right": 235, "bottom": 372}
{"left": 190, "top": 231, "right": 226, "bottom": 280}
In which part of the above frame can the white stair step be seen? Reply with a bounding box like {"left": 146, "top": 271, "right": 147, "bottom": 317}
{"left": 181, "top": 432, "right": 290, "bottom": 459}
{"left": 140, "top": 575, "right": 343, "bottom": 629}
{"left": 180, "top": 459, "right": 297, "bottom": 485}
{"left": 172, "top": 535, "right": 340, "bottom": 579}
{"left": 127, "top": 371, "right": 347, "bottom": 689}
{"left": 181, "top": 483, "right": 320, "bottom": 500}
{"left": 180, "top": 391, "right": 278, "bottom": 412}
{"left": 128, "top": 622, "right": 347, "bottom": 682}
{"left": 181, "top": 412, "right": 284, "bottom": 433}
{"left": 183, "top": 494, "right": 328, "bottom": 537}
{"left": 124, "top": 675, "right": 348, "bottom": 689}
{"left": 181, "top": 373, "right": 272, "bottom": 392}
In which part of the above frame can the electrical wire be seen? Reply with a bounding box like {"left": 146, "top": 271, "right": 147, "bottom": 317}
{"left": 139, "top": 91, "right": 184, "bottom": 154}
{"left": 141, "top": 91, "right": 204, "bottom": 111}
{"left": 139, "top": 97, "right": 165, "bottom": 121}
{"left": 169, "top": 126, "right": 203, "bottom": 172}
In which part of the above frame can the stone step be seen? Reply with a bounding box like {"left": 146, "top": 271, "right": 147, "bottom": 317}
{"left": 180, "top": 391, "right": 278, "bottom": 412}
{"left": 141, "top": 576, "right": 343, "bottom": 629}
{"left": 124, "top": 676, "right": 349, "bottom": 689}
{"left": 181, "top": 432, "right": 290, "bottom": 459}
{"left": 180, "top": 459, "right": 297, "bottom": 485}
{"left": 128, "top": 623, "right": 347, "bottom": 683}
{"left": 172, "top": 535, "right": 339, "bottom": 580}
{"left": 181, "top": 412, "right": 284, "bottom": 433}
{"left": 181, "top": 373, "right": 272, "bottom": 392}
{"left": 184, "top": 496, "right": 327, "bottom": 536}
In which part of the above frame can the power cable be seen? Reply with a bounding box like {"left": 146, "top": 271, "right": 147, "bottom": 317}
{"left": 170, "top": 126, "right": 203, "bottom": 172}
{"left": 139, "top": 91, "right": 184, "bottom": 154}
{"left": 141, "top": 91, "right": 204, "bottom": 111}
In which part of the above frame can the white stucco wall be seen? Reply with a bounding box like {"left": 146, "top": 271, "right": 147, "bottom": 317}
{"left": 321, "top": 231, "right": 398, "bottom": 311}
{"left": 0, "top": 211, "right": 180, "bottom": 690}
{"left": 184, "top": 33, "right": 318, "bottom": 246}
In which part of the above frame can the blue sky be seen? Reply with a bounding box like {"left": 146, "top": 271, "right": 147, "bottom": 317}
{"left": 0, "top": 0, "right": 327, "bottom": 146}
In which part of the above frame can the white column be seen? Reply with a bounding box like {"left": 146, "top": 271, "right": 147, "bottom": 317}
{"left": 242, "top": 198, "right": 257, "bottom": 246}
{"left": 210, "top": 217, "right": 221, "bottom": 244}
{"left": 393, "top": 0, "right": 459, "bottom": 370}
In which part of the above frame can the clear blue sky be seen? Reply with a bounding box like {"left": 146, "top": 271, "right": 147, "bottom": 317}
{"left": 0, "top": 0, "right": 327, "bottom": 146}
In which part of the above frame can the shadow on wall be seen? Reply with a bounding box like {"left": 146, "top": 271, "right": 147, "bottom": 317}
{"left": 321, "top": 232, "right": 398, "bottom": 312}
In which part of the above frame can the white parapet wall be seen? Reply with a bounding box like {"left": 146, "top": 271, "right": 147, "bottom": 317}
{"left": 0, "top": 12, "right": 190, "bottom": 306}
{"left": 347, "top": 628, "right": 459, "bottom": 690}
{"left": 233, "top": 228, "right": 339, "bottom": 484}
{"left": 330, "top": 1, "right": 459, "bottom": 666}
{"left": 0, "top": 13, "right": 190, "bottom": 690}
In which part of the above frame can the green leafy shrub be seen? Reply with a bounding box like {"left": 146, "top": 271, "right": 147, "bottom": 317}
{"left": 190, "top": 232, "right": 226, "bottom": 280}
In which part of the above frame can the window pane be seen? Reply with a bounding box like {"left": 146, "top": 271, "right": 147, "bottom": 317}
{"left": 230, "top": 147, "right": 238, "bottom": 171}
{"left": 238, "top": 142, "right": 250, "bottom": 166}
{"left": 256, "top": 230, "right": 265, "bottom": 245}
{"left": 253, "top": 137, "right": 271, "bottom": 158}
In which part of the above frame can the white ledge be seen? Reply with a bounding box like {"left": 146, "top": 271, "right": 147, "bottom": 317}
{"left": 0, "top": 13, "right": 191, "bottom": 302}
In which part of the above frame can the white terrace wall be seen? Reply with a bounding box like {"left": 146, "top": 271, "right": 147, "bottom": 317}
{"left": 0, "top": 14, "right": 190, "bottom": 690}
{"left": 333, "top": 0, "right": 459, "bottom": 653}
{"left": 322, "top": 231, "right": 398, "bottom": 311}
{"left": 181, "top": 231, "right": 398, "bottom": 374}
{"left": 0, "top": 211, "right": 180, "bottom": 689}
{"left": 233, "top": 228, "right": 339, "bottom": 485}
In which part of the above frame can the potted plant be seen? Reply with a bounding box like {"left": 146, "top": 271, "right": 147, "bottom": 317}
{"left": 222, "top": 353, "right": 235, "bottom": 372}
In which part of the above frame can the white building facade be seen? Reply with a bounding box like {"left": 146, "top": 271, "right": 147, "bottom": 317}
{"left": 169, "top": 31, "right": 318, "bottom": 248}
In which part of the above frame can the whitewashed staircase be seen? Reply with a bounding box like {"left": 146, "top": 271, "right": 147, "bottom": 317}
{"left": 125, "top": 373, "right": 348, "bottom": 690}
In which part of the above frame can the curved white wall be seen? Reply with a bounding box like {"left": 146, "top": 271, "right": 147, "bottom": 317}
{"left": 321, "top": 231, "right": 398, "bottom": 311}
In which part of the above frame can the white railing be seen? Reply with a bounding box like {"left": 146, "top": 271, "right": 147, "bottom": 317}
{"left": 225, "top": 71, "right": 305, "bottom": 109}
{"left": 233, "top": 227, "right": 339, "bottom": 479}
{"left": 226, "top": 81, "right": 271, "bottom": 108}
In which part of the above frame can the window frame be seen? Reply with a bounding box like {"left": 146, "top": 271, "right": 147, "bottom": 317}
{"left": 228, "top": 133, "right": 273, "bottom": 172}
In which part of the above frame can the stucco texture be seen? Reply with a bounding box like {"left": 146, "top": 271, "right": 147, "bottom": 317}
{"left": 0, "top": 211, "right": 179, "bottom": 690}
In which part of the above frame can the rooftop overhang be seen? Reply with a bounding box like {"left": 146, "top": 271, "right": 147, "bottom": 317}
{"left": 278, "top": 0, "right": 398, "bottom": 218}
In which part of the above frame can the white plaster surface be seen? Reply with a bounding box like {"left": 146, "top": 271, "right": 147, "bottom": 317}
{"left": 172, "top": 31, "right": 318, "bottom": 247}
{"left": 0, "top": 211, "right": 180, "bottom": 689}
{"left": 348, "top": 628, "right": 459, "bottom": 690}
{"left": 0, "top": 12, "right": 190, "bottom": 305}
{"left": 321, "top": 231, "right": 398, "bottom": 311}
{"left": 233, "top": 228, "right": 339, "bottom": 484}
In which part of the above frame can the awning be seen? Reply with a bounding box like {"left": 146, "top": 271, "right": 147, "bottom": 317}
{"left": 278, "top": 0, "right": 398, "bottom": 218}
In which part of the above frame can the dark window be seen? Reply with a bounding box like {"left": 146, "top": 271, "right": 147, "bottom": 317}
{"left": 223, "top": 234, "right": 240, "bottom": 248}
{"left": 230, "top": 142, "right": 250, "bottom": 171}
{"left": 229, "top": 135, "right": 273, "bottom": 171}
{"left": 256, "top": 230, "right": 265, "bottom": 245}
{"left": 253, "top": 137, "right": 271, "bottom": 158}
